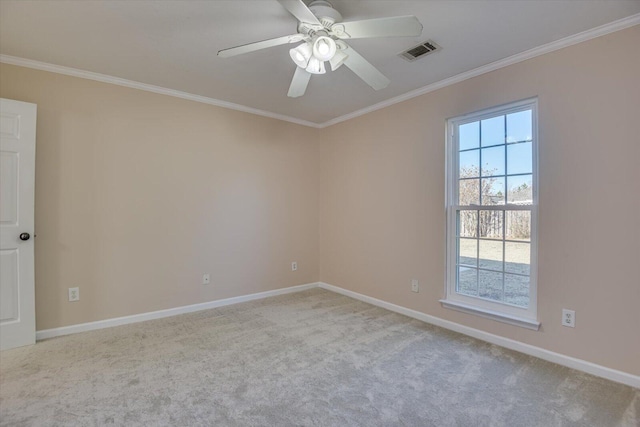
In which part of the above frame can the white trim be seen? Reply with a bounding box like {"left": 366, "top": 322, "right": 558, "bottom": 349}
{"left": 1, "top": 14, "right": 638, "bottom": 130}
{"left": 318, "top": 282, "right": 640, "bottom": 389}
{"left": 318, "top": 14, "right": 640, "bottom": 128}
{"left": 36, "top": 282, "right": 319, "bottom": 341}
{"left": 444, "top": 98, "right": 539, "bottom": 323}
{"left": 440, "top": 299, "right": 540, "bottom": 330}
{"left": 0, "top": 55, "right": 322, "bottom": 129}
{"left": 34, "top": 280, "right": 640, "bottom": 388}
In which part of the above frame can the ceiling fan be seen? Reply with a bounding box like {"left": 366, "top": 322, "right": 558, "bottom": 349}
{"left": 217, "top": 0, "right": 423, "bottom": 98}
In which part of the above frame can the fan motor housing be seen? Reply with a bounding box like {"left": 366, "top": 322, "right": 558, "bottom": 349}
{"left": 308, "top": 0, "right": 342, "bottom": 26}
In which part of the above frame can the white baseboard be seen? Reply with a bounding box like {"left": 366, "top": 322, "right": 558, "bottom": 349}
{"left": 318, "top": 282, "right": 640, "bottom": 389}
{"left": 36, "top": 280, "right": 638, "bottom": 389}
{"left": 36, "top": 282, "right": 319, "bottom": 341}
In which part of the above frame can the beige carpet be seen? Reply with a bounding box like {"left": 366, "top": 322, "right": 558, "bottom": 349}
{"left": 1, "top": 288, "right": 637, "bottom": 426}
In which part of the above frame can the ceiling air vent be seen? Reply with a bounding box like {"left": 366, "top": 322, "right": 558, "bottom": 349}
{"left": 399, "top": 40, "right": 441, "bottom": 62}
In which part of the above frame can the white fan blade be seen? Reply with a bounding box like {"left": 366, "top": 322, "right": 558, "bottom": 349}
{"left": 288, "top": 67, "right": 312, "bottom": 98}
{"left": 342, "top": 44, "right": 390, "bottom": 91}
{"left": 277, "top": 0, "right": 322, "bottom": 25}
{"left": 335, "top": 16, "right": 422, "bottom": 39}
{"left": 218, "top": 34, "right": 304, "bottom": 58}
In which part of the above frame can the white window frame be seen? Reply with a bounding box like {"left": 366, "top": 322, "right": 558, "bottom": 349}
{"left": 441, "top": 98, "right": 540, "bottom": 330}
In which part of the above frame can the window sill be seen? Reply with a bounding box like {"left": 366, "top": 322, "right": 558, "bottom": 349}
{"left": 440, "top": 299, "right": 540, "bottom": 331}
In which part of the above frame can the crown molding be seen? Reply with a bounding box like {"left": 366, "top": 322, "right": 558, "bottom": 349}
{"left": 317, "top": 13, "right": 640, "bottom": 128}
{"left": 0, "top": 54, "right": 322, "bottom": 129}
{"left": 1, "top": 13, "right": 638, "bottom": 130}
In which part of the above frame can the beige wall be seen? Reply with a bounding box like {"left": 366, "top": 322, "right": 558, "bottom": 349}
{"left": 319, "top": 26, "right": 640, "bottom": 375}
{"left": 1, "top": 26, "right": 638, "bottom": 376}
{"left": 0, "top": 63, "right": 320, "bottom": 331}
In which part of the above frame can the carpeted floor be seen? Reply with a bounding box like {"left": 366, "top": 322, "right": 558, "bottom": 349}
{"left": 0, "top": 288, "right": 637, "bottom": 426}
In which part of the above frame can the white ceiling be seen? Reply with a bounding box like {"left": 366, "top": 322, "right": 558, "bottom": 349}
{"left": 1, "top": 1, "right": 639, "bottom": 125}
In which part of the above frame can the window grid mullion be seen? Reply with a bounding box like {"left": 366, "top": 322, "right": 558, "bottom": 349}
{"left": 474, "top": 265, "right": 529, "bottom": 277}
{"left": 475, "top": 209, "right": 480, "bottom": 296}
{"left": 502, "top": 115, "right": 507, "bottom": 301}
{"left": 478, "top": 120, "right": 483, "bottom": 206}
{"left": 457, "top": 233, "right": 533, "bottom": 245}
{"left": 459, "top": 172, "right": 533, "bottom": 182}
{"left": 455, "top": 205, "right": 532, "bottom": 211}
{"left": 458, "top": 139, "right": 531, "bottom": 153}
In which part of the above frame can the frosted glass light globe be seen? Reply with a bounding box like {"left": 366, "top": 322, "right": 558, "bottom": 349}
{"left": 312, "top": 36, "right": 337, "bottom": 61}
{"left": 289, "top": 42, "right": 313, "bottom": 68}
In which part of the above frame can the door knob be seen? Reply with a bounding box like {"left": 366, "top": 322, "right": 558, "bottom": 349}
{"left": 19, "top": 233, "right": 30, "bottom": 241}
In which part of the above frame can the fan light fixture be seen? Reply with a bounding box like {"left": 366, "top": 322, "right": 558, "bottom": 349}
{"left": 289, "top": 42, "right": 312, "bottom": 68}
{"left": 290, "top": 36, "right": 338, "bottom": 74}
{"left": 305, "top": 56, "right": 326, "bottom": 74}
{"left": 329, "top": 49, "right": 348, "bottom": 71}
{"left": 312, "top": 36, "right": 337, "bottom": 62}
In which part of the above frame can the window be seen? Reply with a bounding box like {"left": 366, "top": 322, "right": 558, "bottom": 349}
{"left": 443, "top": 99, "right": 539, "bottom": 330}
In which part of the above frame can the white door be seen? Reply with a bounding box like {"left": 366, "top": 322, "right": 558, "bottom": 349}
{"left": 0, "top": 98, "right": 37, "bottom": 351}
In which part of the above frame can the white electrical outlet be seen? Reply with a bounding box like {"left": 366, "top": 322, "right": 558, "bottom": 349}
{"left": 411, "top": 279, "right": 419, "bottom": 293}
{"left": 291, "top": 262, "right": 298, "bottom": 272}
{"left": 562, "top": 309, "right": 575, "bottom": 328}
{"left": 202, "top": 273, "right": 210, "bottom": 285}
{"left": 68, "top": 287, "right": 79, "bottom": 302}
